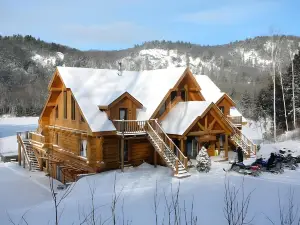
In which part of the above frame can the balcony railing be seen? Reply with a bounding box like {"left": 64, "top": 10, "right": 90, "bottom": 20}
{"left": 113, "top": 120, "right": 147, "bottom": 135}
{"left": 29, "top": 132, "right": 45, "bottom": 146}
{"left": 227, "top": 115, "right": 242, "bottom": 126}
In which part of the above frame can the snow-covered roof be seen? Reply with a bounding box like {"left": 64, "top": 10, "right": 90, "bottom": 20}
{"left": 194, "top": 75, "right": 225, "bottom": 103}
{"left": 57, "top": 67, "right": 186, "bottom": 132}
{"left": 230, "top": 107, "right": 247, "bottom": 123}
{"left": 161, "top": 101, "right": 212, "bottom": 135}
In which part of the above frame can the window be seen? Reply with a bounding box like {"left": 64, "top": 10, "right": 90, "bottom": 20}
{"left": 80, "top": 139, "right": 87, "bottom": 157}
{"left": 219, "top": 106, "right": 225, "bottom": 114}
{"left": 158, "top": 101, "right": 166, "bottom": 117}
{"left": 171, "top": 91, "right": 177, "bottom": 102}
{"left": 71, "top": 95, "right": 75, "bottom": 120}
{"left": 63, "top": 91, "right": 67, "bottom": 119}
{"left": 55, "top": 106, "right": 58, "bottom": 119}
{"left": 181, "top": 90, "right": 186, "bottom": 101}
{"left": 56, "top": 133, "right": 59, "bottom": 145}
{"left": 80, "top": 115, "right": 85, "bottom": 123}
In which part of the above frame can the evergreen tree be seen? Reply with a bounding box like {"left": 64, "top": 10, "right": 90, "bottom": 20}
{"left": 196, "top": 145, "right": 211, "bottom": 172}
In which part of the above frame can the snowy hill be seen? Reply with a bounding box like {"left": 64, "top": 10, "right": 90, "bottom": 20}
{"left": 1, "top": 34, "right": 300, "bottom": 116}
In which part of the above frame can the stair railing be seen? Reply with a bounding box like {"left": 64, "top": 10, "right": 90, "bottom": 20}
{"left": 224, "top": 117, "right": 257, "bottom": 155}
{"left": 148, "top": 119, "right": 188, "bottom": 170}
{"left": 17, "top": 132, "right": 32, "bottom": 171}
{"left": 146, "top": 121, "right": 186, "bottom": 173}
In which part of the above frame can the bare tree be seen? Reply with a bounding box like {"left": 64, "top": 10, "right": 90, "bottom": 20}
{"left": 288, "top": 41, "right": 297, "bottom": 129}
{"left": 265, "top": 187, "right": 300, "bottom": 225}
{"left": 277, "top": 41, "right": 289, "bottom": 132}
{"left": 223, "top": 177, "right": 255, "bottom": 225}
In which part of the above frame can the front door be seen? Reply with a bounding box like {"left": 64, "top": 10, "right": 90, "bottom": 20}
{"left": 186, "top": 137, "right": 198, "bottom": 159}
{"left": 119, "top": 108, "right": 128, "bottom": 132}
{"left": 119, "top": 140, "right": 129, "bottom": 162}
{"left": 119, "top": 108, "right": 128, "bottom": 120}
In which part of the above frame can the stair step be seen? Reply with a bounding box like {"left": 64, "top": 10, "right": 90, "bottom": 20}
{"left": 174, "top": 172, "right": 191, "bottom": 178}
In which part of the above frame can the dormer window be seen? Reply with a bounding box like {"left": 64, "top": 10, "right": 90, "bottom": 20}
{"left": 171, "top": 91, "right": 177, "bottom": 102}
{"left": 181, "top": 90, "right": 186, "bottom": 101}
{"left": 219, "top": 106, "right": 225, "bottom": 114}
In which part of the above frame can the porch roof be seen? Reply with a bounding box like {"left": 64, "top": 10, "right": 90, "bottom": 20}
{"left": 161, "top": 101, "right": 211, "bottom": 135}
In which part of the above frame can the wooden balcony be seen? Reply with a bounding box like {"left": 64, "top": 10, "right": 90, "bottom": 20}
{"left": 113, "top": 120, "right": 147, "bottom": 135}
{"left": 227, "top": 115, "right": 242, "bottom": 127}
{"left": 29, "top": 132, "right": 46, "bottom": 147}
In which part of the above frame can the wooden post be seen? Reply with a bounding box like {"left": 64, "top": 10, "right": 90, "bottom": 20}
{"left": 224, "top": 134, "right": 228, "bottom": 158}
{"left": 154, "top": 150, "right": 157, "bottom": 168}
{"left": 121, "top": 138, "right": 124, "bottom": 172}
{"left": 216, "top": 136, "right": 220, "bottom": 152}
{"left": 175, "top": 159, "right": 179, "bottom": 175}
{"left": 23, "top": 148, "right": 25, "bottom": 168}
{"left": 18, "top": 140, "right": 21, "bottom": 166}
{"left": 180, "top": 138, "right": 184, "bottom": 161}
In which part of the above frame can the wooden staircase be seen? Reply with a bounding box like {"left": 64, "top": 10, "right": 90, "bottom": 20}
{"left": 17, "top": 133, "right": 40, "bottom": 171}
{"left": 146, "top": 120, "right": 190, "bottom": 178}
{"left": 225, "top": 118, "right": 257, "bottom": 158}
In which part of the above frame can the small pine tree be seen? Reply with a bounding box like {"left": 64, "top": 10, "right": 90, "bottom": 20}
{"left": 196, "top": 145, "right": 211, "bottom": 172}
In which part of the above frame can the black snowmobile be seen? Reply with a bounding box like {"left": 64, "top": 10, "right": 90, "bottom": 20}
{"left": 251, "top": 153, "right": 284, "bottom": 174}
{"left": 278, "top": 148, "right": 299, "bottom": 170}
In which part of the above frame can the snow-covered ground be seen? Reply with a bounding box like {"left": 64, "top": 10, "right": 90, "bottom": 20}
{"left": 1, "top": 117, "right": 300, "bottom": 225}
{"left": 1, "top": 141, "right": 299, "bottom": 225}
{"left": 0, "top": 117, "right": 38, "bottom": 157}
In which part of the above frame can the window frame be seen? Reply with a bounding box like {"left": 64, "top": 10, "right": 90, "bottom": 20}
{"left": 55, "top": 106, "right": 59, "bottom": 119}
{"left": 71, "top": 95, "right": 76, "bottom": 120}
{"left": 63, "top": 91, "right": 67, "bottom": 119}
{"left": 170, "top": 91, "right": 177, "bottom": 103}
{"left": 80, "top": 139, "right": 87, "bottom": 158}
{"left": 219, "top": 106, "right": 225, "bottom": 114}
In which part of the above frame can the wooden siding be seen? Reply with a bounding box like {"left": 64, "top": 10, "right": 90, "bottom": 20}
{"left": 103, "top": 137, "right": 120, "bottom": 169}
{"left": 108, "top": 97, "right": 137, "bottom": 120}
{"left": 48, "top": 90, "right": 90, "bottom": 131}
{"left": 129, "top": 139, "right": 153, "bottom": 166}
{"left": 217, "top": 97, "right": 234, "bottom": 117}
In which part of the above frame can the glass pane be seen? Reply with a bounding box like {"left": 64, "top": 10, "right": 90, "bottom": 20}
{"left": 119, "top": 109, "right": 127, "bottom": 120}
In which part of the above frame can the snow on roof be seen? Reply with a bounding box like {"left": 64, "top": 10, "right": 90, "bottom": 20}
{"left": 57, "top": 67, "right": 186, "bottom": 132}
{"left": 161, "top": 101, "right": 211, "bottom": 135}
{"left": 230, "top": 107, "right": 247, "bottom": 123}
{"left": 194, "top": 75, "right": 225, "bottom": 103}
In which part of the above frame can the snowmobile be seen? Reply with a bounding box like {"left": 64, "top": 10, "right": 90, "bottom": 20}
{"left": 278, "top": 149, "right": 299, "bottom": 170}
{"left": 251, "top": 153, "right": 284, "bottom": 174}
{"left": 227, "top": 162, "right": 261, "bottom": 176}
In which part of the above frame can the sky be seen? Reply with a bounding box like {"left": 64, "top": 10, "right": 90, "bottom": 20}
{"left": 0, "top": 0, "right": 299, "bottom": 50}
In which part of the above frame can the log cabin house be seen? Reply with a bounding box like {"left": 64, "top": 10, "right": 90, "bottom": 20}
{"left": 17, "top": 67, "right": 256, "bottom": 182}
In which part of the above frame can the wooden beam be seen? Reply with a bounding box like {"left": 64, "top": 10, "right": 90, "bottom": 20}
{"left": 208, "top": 119, "right": 216, "bottom": 130}
{"left": 47, "top": 102, "right": 56, "bottom": 107}
{"left": 121, "top": 138, "right": 124, "bottom": 172}
{"left": 188, "top": 87, "right": 200, "bottom": 92}
{"left": 209, "top": 110, "right": 231, "bottom": 133}
{"left": 180, "top": 139, "right": 184, "bottom": 160}
{"left": 205, "top": 116, "right": 208, "bottom": 129}
{"left": 50, "top": 87, "right": 63, "bottom": 92}
{"left": 197, "top": 122, "right": 205, "bottom": 131}
{"left": 188, "top": 130, "right": 225, "bottom": 136}
{"left": 154, "top": 150, "right": 157, "bottom": 168}
{"left": 224, "top": 134, "right": 228, "bottom": 158}
{"left": 18, "top": 141, "right": 21, "bottom": 166}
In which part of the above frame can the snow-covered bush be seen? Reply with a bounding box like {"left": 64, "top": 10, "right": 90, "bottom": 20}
{"left": 196, "top": 146, "right": 211, "bottom": 172}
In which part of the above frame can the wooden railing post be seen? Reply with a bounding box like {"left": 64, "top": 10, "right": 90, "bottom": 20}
{"left": 18, "top": 139, "right": 21, "bottom": 166}
{"left": 175, "top": 159, "right": 179, "bottom": 175}
{"left": 184, "top": 157, "right": 187, "bottom": 169}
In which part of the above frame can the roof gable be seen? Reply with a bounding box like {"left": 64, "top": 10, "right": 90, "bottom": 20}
{"left": 161, "top": 101, "right": 212, "bottom": 135}
{"left": 55, "top": 66, "right": 187, "bottom": 131}
{"left": 99, "top": 92, "right": 143, "bottom": 110}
